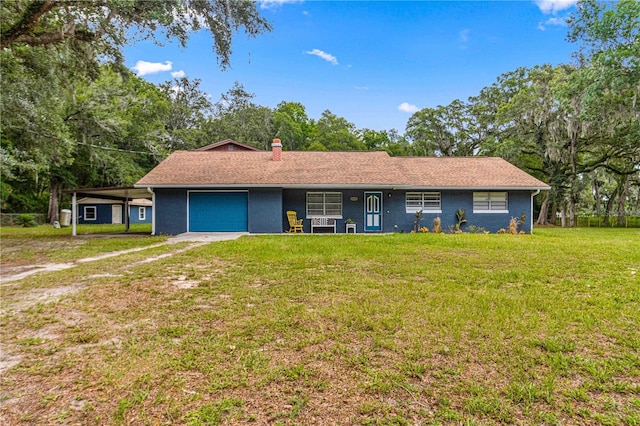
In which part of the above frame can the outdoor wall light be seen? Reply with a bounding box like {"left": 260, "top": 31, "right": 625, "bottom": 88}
{"left": 350, "top": 196, "right": 358, "bottom": 201}
{"left": 387, "top": 193, "right": 392, "bottom": 198}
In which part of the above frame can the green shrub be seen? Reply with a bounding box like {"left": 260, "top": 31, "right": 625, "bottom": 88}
{"left": 17, "top": 214, "right": 38, "bottom": 227}
{"left": 467, "top": 225, "right": 487, "bottom": 234}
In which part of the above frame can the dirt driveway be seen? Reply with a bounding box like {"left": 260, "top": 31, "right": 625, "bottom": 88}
{"left": 0, "top": 232, "right": 246, "bottom": 284}
{"left": 0, "top": 232, "right": 246, "bottom": 377}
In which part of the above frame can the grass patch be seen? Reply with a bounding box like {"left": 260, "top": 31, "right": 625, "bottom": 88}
{"left": 184, "top": 398, "right": 243, "bottom": 425}
{"left": 1, "top": 223, "right": 152, "bottom": 237}
{"left": 1, "top": 228, "right": 639, "bottom": 424}
{"left": 0, "top": 223, "right": 164, "bottom": 267}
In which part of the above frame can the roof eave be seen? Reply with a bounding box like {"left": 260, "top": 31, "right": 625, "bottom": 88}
{"left": 135, "top": 183, "right": 551, "bottom": 191}
{"left": 135, "top": 183, "right": 400, "bottom": 189}
{"left": 409, "top": 186, "right": 551, "bottom": 191}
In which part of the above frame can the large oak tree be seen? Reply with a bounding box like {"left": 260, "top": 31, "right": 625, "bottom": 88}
{"left": 1, "top": 0, "right": 271, "bottom": 221}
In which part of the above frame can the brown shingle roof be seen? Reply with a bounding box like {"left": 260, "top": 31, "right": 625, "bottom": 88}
{"left": 394, "top": 157, "right": 549, "bottom": 189}
{"left": 135, "top": 150, "right": 549, "bottom": 190}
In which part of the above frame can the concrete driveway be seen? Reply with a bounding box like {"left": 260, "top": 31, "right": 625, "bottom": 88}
{"left": 166, "top": 232, "right": 248, "bottom": 243}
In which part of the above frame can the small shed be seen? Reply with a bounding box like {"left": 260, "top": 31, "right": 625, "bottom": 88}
{"left": 77, "top": 198, "right": 152, "bottom": 225}
{"left": 63, "top": 187, "right": 154, "bottom": 236}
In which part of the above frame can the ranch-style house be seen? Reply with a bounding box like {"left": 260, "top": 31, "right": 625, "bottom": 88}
{"left": 133, "top": 139, "right": 550, "bottom": 235}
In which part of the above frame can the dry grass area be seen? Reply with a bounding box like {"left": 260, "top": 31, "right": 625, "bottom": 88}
{"left": 1, "top": 228, "right": 639, "bottom": 425}
{"left": 0, "top": 224, "right": 164, "bottom": 282}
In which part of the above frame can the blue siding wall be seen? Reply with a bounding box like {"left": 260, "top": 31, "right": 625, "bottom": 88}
{"left": 249, "top": 188, "right": 283, "bottom": 233}
{"left": 155, "top": 189, "right": 188, "bottom": 235}
{"left": 283, "top": 189, "right": 405, "bottom": 233}
{"left": 391, "top": 190, "right": 533, "bottom": 233}
{"left": 78, "top": 204, "right": 121, "bottom": 224}
{"left": 153, "top": 187, "right": 534, "bottom": 234}
{"left": 79, "top": 204, "right": 152, "bottom": 225}
{"left": 129, "top": 206, "right": 152, "bottom": 224}
{"left": 283, "top": 189, "right": 534, "bottom": 233}
{"left": 380, "top": 190, "right": 406, "bottom": 233}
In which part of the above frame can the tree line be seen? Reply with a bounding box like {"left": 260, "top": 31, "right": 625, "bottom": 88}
{"left": 1, "top": 0, "right": 638, "bottom": 226}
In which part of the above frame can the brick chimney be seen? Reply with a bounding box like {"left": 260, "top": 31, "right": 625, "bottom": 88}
{"left": 272, "top": 138, "right": 282, "bottom": 161}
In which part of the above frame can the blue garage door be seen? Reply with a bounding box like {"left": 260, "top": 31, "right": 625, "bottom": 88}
{"left": 189, "top": 192, "right": 248, "bottom": 232}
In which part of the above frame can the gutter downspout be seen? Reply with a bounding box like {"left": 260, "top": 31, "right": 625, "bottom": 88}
{"left": 147, "top": 187, "right": 155, "bottom": 236}
{"left": 531, "top": 189, "right": 541, "bottom": 234}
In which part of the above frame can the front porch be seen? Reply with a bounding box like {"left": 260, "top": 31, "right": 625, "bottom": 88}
{"left": 282, "top": 189, "right": 402, "bottom": 234}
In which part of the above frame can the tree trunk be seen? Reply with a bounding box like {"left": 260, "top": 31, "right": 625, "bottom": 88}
{"left": 593, "top": 179, "right": 601, "bottom": 215}
{"left": 536, "top": 192, "right": 550, "bottom": 225}
{"left": 550, "top": 201, "right": 558, "bottom": 226}
{"left": 47, "top": 179, "right": 61, "bottom": 224}
{"left": 617, "top": 177, "right": 630, "bottom": 227}
{"left": 560, "top": 205, "right": 567, "bottom": 228}
{"left": 569, "top": 200, "right": 576, "bottom": 227}
{"left": 604, "top": 187, "right": 618, "bottom": 225}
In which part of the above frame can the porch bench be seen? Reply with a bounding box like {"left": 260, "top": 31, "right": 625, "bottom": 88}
{"left": 310, "top": 217, "right": 336, "bottom": 233}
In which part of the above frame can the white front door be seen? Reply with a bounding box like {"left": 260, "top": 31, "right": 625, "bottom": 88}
{"left": 112, "top": 205, "right": 123, "bottom": 224}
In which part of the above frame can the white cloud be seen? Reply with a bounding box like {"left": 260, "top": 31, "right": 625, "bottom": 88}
{"left": 538, "top": 15, "right": 569, "bottom": 30}
{"left": 459, "top": 29, "right": 470, "bottom": 43}
{"left": 304, "top": 49, "right": 338, "bottom": 65}
{"left": 355, "top": 86, "right": 369, "bottom": 90}
{"left": 398, "top": 102, "right": 419, "bottom": 114}
{"left": 260, "top": 0, "right": 303, "bottom": 9}
{"left": 171, "top": 70, "right": 186, "bottom": 78}
{"left": 546, "top": 16, "right": 567, "bottom": 26}
{"left": 132, "top": 60, "right": 173, "bottom": 76}
{"left": 458, "top": 28, "right": 470, "bottom": 50}
{"left": 534, "top": 0, "right": 578, "bottom": 14}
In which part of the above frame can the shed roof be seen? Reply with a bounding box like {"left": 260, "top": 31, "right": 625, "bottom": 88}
{"left": 135, "top": 150, "right": 549, "bottom": 190}
{"left": 64, "top": 186, "right": 153, "bottom": 201}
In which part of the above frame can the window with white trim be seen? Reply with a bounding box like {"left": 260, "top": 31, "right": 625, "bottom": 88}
{"left": 138, "top": 207, "right": 146, "bottom": 221}
{"left": 405, "top": 192, "right": 441, "bottom": 213}
{"left": 473, "top": 192, "right": 508, "bottom": 213}
{"left": 306, "top": 192, "right": 342, "bottom": 217}
{"left": 84, "top": 206, "right": 97, "bottom": 221}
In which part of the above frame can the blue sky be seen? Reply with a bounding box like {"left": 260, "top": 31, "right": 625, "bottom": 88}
{"left": 124, "top": 0, "right": 579, "bottom": 133}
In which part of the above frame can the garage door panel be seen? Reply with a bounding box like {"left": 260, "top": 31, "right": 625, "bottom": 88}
{"left": 189, "top": 192, "right": 248, "bottom": 232}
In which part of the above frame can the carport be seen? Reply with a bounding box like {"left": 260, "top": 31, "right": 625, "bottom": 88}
{"left": 63, "top": 187, "right": 154, "bottom": 236}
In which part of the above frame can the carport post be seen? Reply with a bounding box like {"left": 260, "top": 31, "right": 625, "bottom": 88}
{"left": 124, "top": 193, "right": 130, "bottom": 233}
{"left": 72, "top": 192, "right": 77, "bottom": 236}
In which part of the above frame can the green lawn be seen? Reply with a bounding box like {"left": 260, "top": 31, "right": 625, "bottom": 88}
{"left": 1, "top": 228, "right": 639, "bottom": 425}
